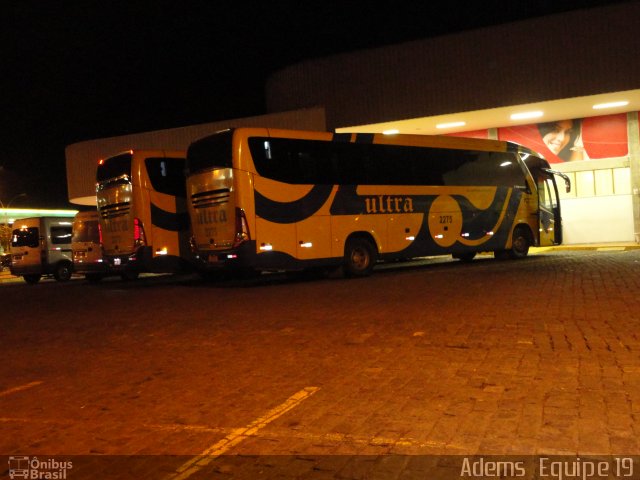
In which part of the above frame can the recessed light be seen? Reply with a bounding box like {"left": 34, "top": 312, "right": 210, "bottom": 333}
{"left": 436, "top": 121, "right": 466, "bottom": 129}
{"left": 382, "top": 129, "right": 400, "bottom": 135}
{"left": 593, "top": 101, "right": 629, "bottom": 110}
{"left": 510, "top": 111, "right": 543, "bottom": 120}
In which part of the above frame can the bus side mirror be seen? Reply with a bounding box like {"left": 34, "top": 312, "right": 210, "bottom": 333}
{"left": 543, "top": 168, "right": 571, "bottom": 194}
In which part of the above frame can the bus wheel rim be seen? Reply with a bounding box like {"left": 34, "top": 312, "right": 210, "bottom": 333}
{"left": 351, "top": 247, "right": 369, "bottom": 270}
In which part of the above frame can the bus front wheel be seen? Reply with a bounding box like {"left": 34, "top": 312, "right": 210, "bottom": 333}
{"left": 344, "top": 237, "right": 377, "bottom": 277}
{"left": 493, "top": 226, "right": 531, "bottom": 260}
{"left": 509, "top": 226, "right": 531, "bottom": 259}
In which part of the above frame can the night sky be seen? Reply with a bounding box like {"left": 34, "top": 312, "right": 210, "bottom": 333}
{"left": 2, "top": 0, "right": 622, "bottom": 208}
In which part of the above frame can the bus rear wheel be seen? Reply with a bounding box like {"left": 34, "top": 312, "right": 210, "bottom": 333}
{"left": 344, "top": 237, "right": 377, "bottom": 277}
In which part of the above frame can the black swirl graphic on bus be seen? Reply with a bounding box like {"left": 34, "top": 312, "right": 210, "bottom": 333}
{"left": 452, "top": 188, "right": 516, "bottom": 241}
{"left": 150, "top": 202, "right": 190, "bottom": 231}
{"left": 254, "top": 184, "right": 334, "bottom": 224}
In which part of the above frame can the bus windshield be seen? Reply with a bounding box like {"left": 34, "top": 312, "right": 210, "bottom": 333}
{"left": 186, "top": 129, "right": 234, "bottom": 174}
{"left": 97, "top": 152, "right": 132, "bottom": 182}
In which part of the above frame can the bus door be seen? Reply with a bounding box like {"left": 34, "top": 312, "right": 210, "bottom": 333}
{"left": 538, "top": 172, "right": 562, "bottom": 246}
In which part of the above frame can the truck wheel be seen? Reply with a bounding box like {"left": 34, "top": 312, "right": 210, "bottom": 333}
{"left": 54, "top": 263, "right": 72, "bottom": 282}
{"left": 23, "top": 274, "right": 42, "bottom": 284}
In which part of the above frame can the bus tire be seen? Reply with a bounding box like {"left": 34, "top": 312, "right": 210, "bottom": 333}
{"left": 493, "top": 250, "right": 510, "bottom": 260}
{"left": 509, "top": 226, "right": 531, "bottom": 259}
{"left": 453, "top": 252, "right": 476, "bottom": 262}
{"left": 54, "top": 262, "right": 73, "bottom": 282}
{"left": 85, "top": 273, "right": 104, "bottom": 283}
{"left": 120, "top": 271, "right": 139, "bottom": 281}
{"left": 23, "top": 274, "right": 42, "bottom": 284}
{"left": 344, "top": 237, "right": 377, "bottom": 277}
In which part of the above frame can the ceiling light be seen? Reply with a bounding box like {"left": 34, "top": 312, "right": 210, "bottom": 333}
{"left": 510, "top": 111, "right": 543, "bottom": 120}
{"left": 436, "top": 121, "right": 466, "bottom": 129}
{"left": 382, "top": 129, "right": 400, "bottom": 135}
{"left": 592, "top": 101, "right": 629, "bottom": 110}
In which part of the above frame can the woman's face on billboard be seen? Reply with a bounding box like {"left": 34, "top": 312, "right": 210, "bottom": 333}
{"left": 542, "top": 120, "right": 574, "bottom": 154}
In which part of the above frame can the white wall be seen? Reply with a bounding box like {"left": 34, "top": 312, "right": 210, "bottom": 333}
{"left": 554, "top": 159, "right": 635, "bottom": 244}
{"left": 560, "top": 195, "right": 635, "bottom": 244}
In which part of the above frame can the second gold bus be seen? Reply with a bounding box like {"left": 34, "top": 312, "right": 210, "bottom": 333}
{"left": 96, "top": 149, "right": 193, "bottom": 279}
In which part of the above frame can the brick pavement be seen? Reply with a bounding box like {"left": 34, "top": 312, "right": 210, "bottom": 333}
{"left": 1, "top": 249, "right": 640, "bottom": 478}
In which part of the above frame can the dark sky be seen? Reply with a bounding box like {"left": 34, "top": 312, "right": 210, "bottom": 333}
{"left": 1, "top": 0, "right": 623, "bottom": 208}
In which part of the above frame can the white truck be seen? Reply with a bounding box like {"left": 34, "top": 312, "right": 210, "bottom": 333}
{"left": 10, "top": 216, "right": 74, "bottom": 284}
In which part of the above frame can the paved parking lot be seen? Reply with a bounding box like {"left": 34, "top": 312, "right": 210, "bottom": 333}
{"left": 1, "top": 248, "right": 640, "bottom": 478}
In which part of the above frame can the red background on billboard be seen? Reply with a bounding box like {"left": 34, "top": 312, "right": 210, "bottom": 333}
{"left": 450, "top": 113, "right": 631, "bottom": 163}
{"left": 582, "top": 113, "right": 628, "bottom": 158}
{"left": 497, "top": 124, "right": 554, "bottom": 160}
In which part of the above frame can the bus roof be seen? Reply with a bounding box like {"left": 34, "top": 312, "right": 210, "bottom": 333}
{"left": 221, "top": 127, "right": 549, "bottom": 159}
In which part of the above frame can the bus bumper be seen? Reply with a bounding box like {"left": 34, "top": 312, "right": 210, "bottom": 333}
{"left": 193, "top": 242, "right": 257, "bottom": 271}
{"left": 104, "top": 247, "right": 150, "bottom": 273}
{"left": 105, "top": 247, "right": 188, "bottom": 274}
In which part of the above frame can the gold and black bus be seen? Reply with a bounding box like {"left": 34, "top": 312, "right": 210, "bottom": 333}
{"left": 185, "top": 128, "right": 570, "bottom": 277}
{"left": 96, "top": 150, "right": 193, "bottom": 279}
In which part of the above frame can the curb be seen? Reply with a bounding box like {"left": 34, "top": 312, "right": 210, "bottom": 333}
{"left": 542, "top": 242, "right": 640, "bottom": 252}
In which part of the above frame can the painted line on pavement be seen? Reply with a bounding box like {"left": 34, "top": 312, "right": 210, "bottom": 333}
{"left": 0, "top": 381, "right": 43, "bottom": 398}
{"left": 166, "top": 386, "right": 320, "bottom": 480}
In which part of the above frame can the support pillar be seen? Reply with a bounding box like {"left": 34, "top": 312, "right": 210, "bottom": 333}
{"left": 628, "top": 112, "right": 640, "bottom": 243}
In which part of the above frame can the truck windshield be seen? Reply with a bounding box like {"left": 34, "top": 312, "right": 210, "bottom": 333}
{"left": 12, "top": 227, "right": 39, "bottom": 248}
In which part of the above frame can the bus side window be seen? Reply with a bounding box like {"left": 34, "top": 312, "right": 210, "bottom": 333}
{"left": 145, "top": 157, "right": 187, "bottom": 197}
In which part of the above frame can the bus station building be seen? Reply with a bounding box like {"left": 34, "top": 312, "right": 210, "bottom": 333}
{"left": 65, "top": 2, "right": 640, "bottom": 245}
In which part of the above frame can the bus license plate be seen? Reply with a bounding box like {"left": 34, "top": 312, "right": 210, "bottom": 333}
{"left": 114, "top": 258, "right": 121, "bottom": 266}
{"left": 208, "top": 255, "right": 219, "bottom": 263}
